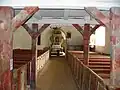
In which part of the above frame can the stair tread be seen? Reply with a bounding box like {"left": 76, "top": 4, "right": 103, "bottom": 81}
{"left": 89, "top": 65, "right": 110, "bottom": 68}
{"left": 92, "top": 68, "right": 110, "bottom": 71}
{"left": 89, "top": 62, "right": 110, "bottom": 64}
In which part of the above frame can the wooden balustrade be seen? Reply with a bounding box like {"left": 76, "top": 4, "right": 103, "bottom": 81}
{"left": 67, "top": 51, "right": 110, "bottom": 90}
{"left": 13, "top": 49, "right": 50, "bottom": 90}
{"left": 36, "top": 50, "right": 49, "bottom": 76}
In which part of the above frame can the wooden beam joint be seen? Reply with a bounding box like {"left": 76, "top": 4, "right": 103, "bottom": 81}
{"left": 72, "top": 24, "right": 84, "bottom": 35}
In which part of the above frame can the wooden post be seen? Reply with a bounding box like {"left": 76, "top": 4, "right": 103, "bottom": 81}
{"left": 17, "top": 69, "right": 21, "bottom": 90}
{"left": 0, "top": 7, "right": 14, "bottom": 90}
{"left": 30, "top": 38, "right": 37, "bottom": 90}
{"left": 85, "top": 7, "right": 120, "bottom": 89}
{"left": 27, "top": 62, "right": 31, "bottom": 85}
{"left": 30, "top": 24, "right": 38, "bottom": 90}
{"left": 0, "top": 7, "right": 39, "bottom": 90}
{"left": 83, "top": 24, "right": 90, "bottom": 65}
{"left": 22, "top": 23, "right": 50, "bottom": 89}
{"left": 109, "top": 7, "right": 120, "bottom": 89}
{"left": 72, "top": 24, "right": 100, "bottom": 65}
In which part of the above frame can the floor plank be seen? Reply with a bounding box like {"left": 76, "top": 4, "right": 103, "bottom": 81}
{"left": 36, "top": 56, "right": 78, "bottom": 90}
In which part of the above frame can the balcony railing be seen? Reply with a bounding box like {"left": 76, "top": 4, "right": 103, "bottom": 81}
{"left": 13, "top": 49, "right": 50, "bottom": 90}
{"left": 67, "top": 51, "right": 109, "bottom": 90}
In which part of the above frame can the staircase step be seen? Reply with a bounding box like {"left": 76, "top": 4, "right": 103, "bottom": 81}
{"left": 89, "top": 59, "right": 110, "bottom": 62}
{"left": 89, "top": 62, "right": 110, "bottom": 65}
{"left": 14, "top": 61, "right": 28, "bottom": 64}
{"left": 92, "top": 68, "right": 110, "bottom": 74}
{"left": 89, "top": 65, "right": 110, "bottom": 69}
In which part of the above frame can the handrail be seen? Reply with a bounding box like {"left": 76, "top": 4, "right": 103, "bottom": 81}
{"left": 13, "top": 49, "right": 49, "bottom": 90}
{"left": 67, "top": 51, "right": 110, "bottom": 90}
{"left": 14, "top": 49, "right": 49, "bottom": 71}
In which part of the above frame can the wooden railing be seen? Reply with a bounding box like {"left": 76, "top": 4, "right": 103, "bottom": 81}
{"left": 13, "top": 63, "right": 28, "bottom": 90}
{"left": 67, "top": 45, "right": 83, "bottom": 51}
{"left": 36, "top": 50, "right": 49, "bottom": 77}
{"left": 67, "top": 45, "right": 95, "bottom": 51}
{"left": 67, "top": 52, "right": 109, "bottom": 90}
{"left": 13, "top": 49, "right": 50, "bottom": 90}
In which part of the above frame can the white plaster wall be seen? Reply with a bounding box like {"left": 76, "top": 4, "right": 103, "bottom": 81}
{"left": 62, "top": 26, "right": 83, "bottom": 45}
{"left": 13, "top": 26, "right": 32, "bottom": 49}
{"left": 13, "top": 25, "right": 83, "bottom": 49}
{"left": 38, "top": 26, "right": 83, "bottom": 49}
{"left": 13, "top": 25, "right": 110, "bottom": 54}
{"left": 40, "top": 26, "right": 52, "bottom": 47}
{"left": 95, "top": 27, "right": 110, "bottom": 54}
{"left": 13, "top": 25, "right": 111, "bottom": 54}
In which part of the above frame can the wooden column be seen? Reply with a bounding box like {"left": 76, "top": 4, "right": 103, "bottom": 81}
{"left": 29, "top": 23, "right": 38, "bottom": 90}
{"left": 17, "top": 69, "right": 21, "bottom": 90}
{"left": 72, "top": 24, "right": 100, "bottom": 65}
{"left": 22, "top": 23, "right": 50, "bottom": 90}
{"left": 83, "top": 24, "right": 90, "bottom": 65}
{"left": 27, "top": 62, "right": 31, "bottom": 85}
{"left": 110, "top": 7, "right": 120, "bottom": 89}
{"left": 0, "top": 7, "right": 14, "bottom": 90}
{"left": 30, "top": 37, "right": 37, "bottom": 90}
{"left": 11, "top": 7, "right": 39, "bottom": 89}
{"left": 85, "top": 7, "right": 120, "bottom": 89}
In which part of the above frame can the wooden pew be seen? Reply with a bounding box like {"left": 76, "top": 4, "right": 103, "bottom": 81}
{"left": 67, "top": 52, "right": 110, "bottom": 90}
{"left": 13, "top": 49, "right": 47, "bottom": 69}
{"left": 68, "top": 50, "right": 111, "bottom": 79}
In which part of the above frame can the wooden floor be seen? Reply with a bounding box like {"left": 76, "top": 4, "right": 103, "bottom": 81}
{"left": 36, "top": 56, "right": 78, "bottom": 90}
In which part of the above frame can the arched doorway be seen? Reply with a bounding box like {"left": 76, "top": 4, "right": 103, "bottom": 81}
{"left": 49, "top": 26, "right": 66, "bottom": 56}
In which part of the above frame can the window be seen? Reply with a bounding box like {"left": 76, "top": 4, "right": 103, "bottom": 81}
{"left": 90, "top": 34, "right": 95, "bottom": 46}
{"left": 66, "top": 32, "right": 71, "bottom": 38}
{"left": 37, "top": 35, "right": 41, "bottom": 45}
{"left": 95, "top": 26, "right": 105, "bottom": 46}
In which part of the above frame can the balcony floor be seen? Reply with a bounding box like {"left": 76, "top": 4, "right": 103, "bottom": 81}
{"left": 36, "top": 56, "right": 78, "bottom": 90}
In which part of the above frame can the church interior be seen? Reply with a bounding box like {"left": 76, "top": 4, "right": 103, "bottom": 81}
{"left": 0, "top": 5, "right": 120, "bottom": 90}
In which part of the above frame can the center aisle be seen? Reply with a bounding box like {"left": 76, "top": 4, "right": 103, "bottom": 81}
{"left": 36, "top": 56, "right": 78, "bottom": 90}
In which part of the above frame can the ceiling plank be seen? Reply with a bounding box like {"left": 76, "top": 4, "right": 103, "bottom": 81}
{"left": 64, "top": 9, "right": 69, "bottom": 20}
